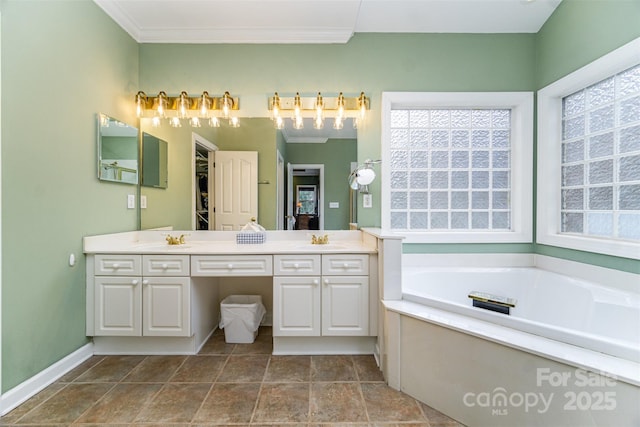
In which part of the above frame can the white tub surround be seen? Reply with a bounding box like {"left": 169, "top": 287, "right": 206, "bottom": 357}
{"left": 84, "top": 230, "right": 379, "bottom": 355}
{"left": 381, "top": 253, "right": 640, "bottom": 427}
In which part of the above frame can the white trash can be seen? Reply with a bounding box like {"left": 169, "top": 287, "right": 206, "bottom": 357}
{"left": 219, "top": 295, "right": 266, "bottom": 343}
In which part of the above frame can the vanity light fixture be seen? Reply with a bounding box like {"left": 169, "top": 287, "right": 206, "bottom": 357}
{"left": 268, "top": 91, "right": 369, "bottom": 130}
{"left": 135, "top": 90, "right": 240, "bottom": 128}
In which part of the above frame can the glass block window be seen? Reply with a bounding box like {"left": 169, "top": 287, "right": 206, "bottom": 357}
{"left": 560, "top": 64, "right": 640, "bottom": 241}
{"left": 389, "top": 108, "right": 512, "bottom": 231}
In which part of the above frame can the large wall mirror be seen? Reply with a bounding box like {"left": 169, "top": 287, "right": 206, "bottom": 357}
{"left": 141, "top": 132, "right": 168, "bottom": 188}
{"left": 138, "top": 117, "right": 357, "bottom": 231}
{"left": 97, "top": 113, "right": 139, "bottom": 185}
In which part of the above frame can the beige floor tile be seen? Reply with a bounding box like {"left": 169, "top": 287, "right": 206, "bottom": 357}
{"left": 74, "top": 355, "right": 145, "bottom": 383}
{"left": 123, "top": 355, "right": 186, "bottom": 383}
{"left": 134, "top": 383, "right": 210, "bottom": 423}
{"left": 310, "top": 382, "right": 368, "bottom": 423}
{"left": 264, "top": 355, "right": 311, "bottom": 382}
{"left": 311, "top": 355, "right": 358, "bottom": 382}
{"left": 361, "top": 382, "right": 426, "bottom": 422}
{"left": 252, "top": 383, "right": 310, "bottom": 423}
{"left": 198, "top": 334, "right": 236, "bottom": 355}
{"left": 169, "top": 355, "right": 227, "bottom": 383}
{"left": 216, "top": 354, "right": 269, "bottom": 382}
{"left": 15, "top": 383, "right": 114, "bottom": 424}
{"left": 193, "top": 382, "right": 260, "bottom": 424}
{"left": 353, "top": 355, "right": 385, "bottom": 382}
{"left": 75, "top": 383, "right": 162, "bottom": 423}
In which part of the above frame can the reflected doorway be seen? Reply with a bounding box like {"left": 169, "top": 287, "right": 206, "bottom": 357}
{"left": 192, "top": 133, "right": 217, "bottom": 230}
{"left": 287, "top": 164, "right": 324, "bottom": 230}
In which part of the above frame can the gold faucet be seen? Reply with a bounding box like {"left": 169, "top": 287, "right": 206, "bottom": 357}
{"left": 166, "top": 234, "right": 185, "bottom": 245}
{"left": 311, "top": 234, "right": 329, "bottom": 245}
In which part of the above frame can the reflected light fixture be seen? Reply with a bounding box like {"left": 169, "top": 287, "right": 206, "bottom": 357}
{"left": 268, "top": 91, "right": 369, "bottom": 130}
{"left": 135, "top": 90, "right": 239, "bottom": 128}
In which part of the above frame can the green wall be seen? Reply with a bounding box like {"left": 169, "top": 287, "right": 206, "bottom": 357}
{"left": 1, "top": 0, "right": 639, "bottom": 396}
{"left": 1, "top": 1, "right": 139, "bottom": 392}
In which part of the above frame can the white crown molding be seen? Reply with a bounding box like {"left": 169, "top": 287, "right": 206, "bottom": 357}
{"left": 137, "top": 28, "right": 355, "bottom": 44}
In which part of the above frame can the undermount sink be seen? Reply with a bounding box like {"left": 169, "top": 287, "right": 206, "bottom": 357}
{"left": 293, "top": 244, "right": 348, "bottom": 251}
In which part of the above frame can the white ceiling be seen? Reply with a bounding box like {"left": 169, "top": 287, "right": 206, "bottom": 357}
{"left": 94, "top": 0, "right": 562, "bottom": 44}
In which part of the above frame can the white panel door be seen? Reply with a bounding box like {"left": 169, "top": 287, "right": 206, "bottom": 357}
{"left": 322, "top": 276, "right": 369, "bottom": 336}
{"left": 142, "top": 277, "right": 190, "bottom": 337}
{"left": 214, "top": 151, "right": 258, "bottom": 230}
{"left": 273, "top": 276, "right": 321, "bottom": 336}
{"left": 94, "top": 277, "right": 142, "bottom": 336}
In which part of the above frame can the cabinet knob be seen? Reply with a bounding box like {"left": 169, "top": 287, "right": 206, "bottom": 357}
{"left": 313, "top": 279, "right": 319, "bottom": 285}
{"left": 161, "top": 263, "right": 169, "bottom": 270}
{"left": 324, "top": 279, "right": 330, "bottom": 285}
{"left": 343, "top": 263, "right": 349, "bottom": 268}
{"left": 142, "top": 279, "right": 149, "bottom": 286}
{"left": 112, "top": 263, "right": 120, "bottom": 269}
{"left": 293, "top": 263, "right": 299, "bottom": 269}
{"left": 131, "top": 279, "right": 139, "bottom": 285}
{"left": 227, "top": 264, "right": 233, "bottom": 269}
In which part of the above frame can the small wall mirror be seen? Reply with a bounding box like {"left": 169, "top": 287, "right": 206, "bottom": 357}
{"left": 141, "top": 132, "right": 168, "bottom": 188}
{"left": 97, "top": 113, "right": 139, "bottom": 185}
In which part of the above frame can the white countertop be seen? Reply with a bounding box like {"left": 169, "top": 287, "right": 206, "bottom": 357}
{"left": 84, "top": 230, "right": 378, "bottom": 255}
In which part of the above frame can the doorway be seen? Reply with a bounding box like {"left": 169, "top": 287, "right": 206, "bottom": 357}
{"left": 287, "top": 164, "right": 324, "bottom": 230}
{"left": 192, "top": 133, "right": 217, "bottom": 230}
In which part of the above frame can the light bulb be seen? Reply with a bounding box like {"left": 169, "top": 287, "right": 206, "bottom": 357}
{"left": 293, "top": 92, "right": 302, "bottom": 118}
{"left": 135, "top": 91, "right": 146, "bottom": 118}
{"left": 190, "top": 117, "right": 201, "bottom": 127}
{"left": 209, "top": 116, "right": 220, "bottom": 127}
{"left": 275, "top": 115, "right": 284, "bottom": 129}
{"left": 336, "top": 92, "right": 345, "bottom": 119}
{"left": 222, "top": 92, "right": 232, "bottom": 118}
{"left": 333, "top": 116, "right": 344, "bottom": 130}
{"left": 156, "top": 91, "right": 168, "bottom": 118}
{"left": 152, "top": 116, "right": 161, "bottom": 127}
{"left": 356, "top": 168, "right": 375, "bottom": 185}
{"left": 272, "top": 92, "right": 281, "bottom": 121}
{"left": 169, "top": 116, "right": 181, "bottom": 128}
{"left": 229, "top": 116, "right": 240, "bottom": 127}
{"left": 293, "top": 114, "right": 304, "bottom": 130}
{"left": 199, "top": 91, "right": 210, "bottom": 118}
{"left": 178, "top": 91, "right": 189, "bottom": 119}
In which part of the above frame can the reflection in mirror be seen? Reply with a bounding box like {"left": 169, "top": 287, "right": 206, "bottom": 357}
{"left": 141, "top": 132, "right": 168, "bottom": 188}
{"left": 138, "top": 117, "right": 357, "bottom": 231}
{"left": 97, "top": 113, "right": 139, "bottom": 185}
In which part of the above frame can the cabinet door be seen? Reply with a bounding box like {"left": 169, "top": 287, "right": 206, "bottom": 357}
{"left": 94, "top": 276, "right": 141, "bottom": 336}
{"left": 322, "top": 276, "right": 369, "bottom": 336}
{"left": 273, "top": 276, "right": 320, "bottom": 336}
{"left": 142, "top": 277, "right": 191, "bottom": 337}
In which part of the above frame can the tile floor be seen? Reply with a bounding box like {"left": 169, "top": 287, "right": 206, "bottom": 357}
{"left": 1, "top": 327, "right": 464, "bottom": 426}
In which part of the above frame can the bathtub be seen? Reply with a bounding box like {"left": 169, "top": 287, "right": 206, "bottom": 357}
{"left": 381, "top": 259, "right": 640, "bottom": 427}
{"left": 402, "top": 266, "right": 640, "bottom": 363}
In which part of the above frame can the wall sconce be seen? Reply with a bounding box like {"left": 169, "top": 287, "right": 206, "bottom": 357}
{"left": 135, "top": 90, "right": 240, "bottom": 128}
{"left": 268, "top": 91, "right": 369, "bottom": 130}
{"left": 348, "top": 159, "right": 381, "bottom": 194}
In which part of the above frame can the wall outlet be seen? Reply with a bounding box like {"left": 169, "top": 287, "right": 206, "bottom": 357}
{"left": 329, "top": 202, "right": 339, "bottom": 209}
{"left": 127, "top": 194, "right": 136, "bottom": 209}
{"left": 363, "top": 194, "right": 372, "bottom": 208}
{"left": 140, "top": 195, "right": 147, "bottom": 209}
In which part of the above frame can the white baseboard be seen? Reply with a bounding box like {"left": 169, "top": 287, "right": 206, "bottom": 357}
{"left": 1, "top": 342, "right": 94, "bottom": 416}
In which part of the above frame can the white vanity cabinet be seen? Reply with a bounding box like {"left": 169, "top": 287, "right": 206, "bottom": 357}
{"left": 273, "top": 254, "right": 369, "bottom": 337}
{"left": 93, "top": 254, "right": 190, "bottom": 337}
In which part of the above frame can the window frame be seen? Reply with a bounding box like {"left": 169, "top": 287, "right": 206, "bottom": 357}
{"left": 381, "top": 91, "right": 534, "bottom": 243}
{"left": 537, "top": 37, "right": 640, "bottom": 260}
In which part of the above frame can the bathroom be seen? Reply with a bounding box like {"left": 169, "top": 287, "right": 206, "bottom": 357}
{"left": 1, "top": 1, "right": 639, "bottom": 425}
